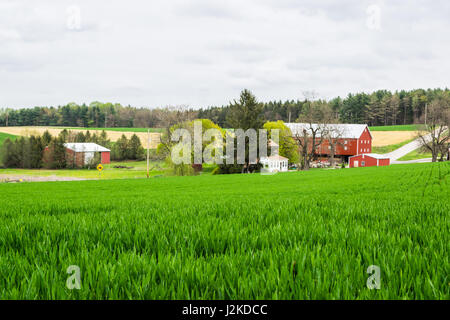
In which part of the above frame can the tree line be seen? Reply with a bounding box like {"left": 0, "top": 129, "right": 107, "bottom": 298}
{"left": 0, "top": 130, "right": 145, "bottom": 169}
{"left": 1, "top": 88, "right": 448, "bottom": 128}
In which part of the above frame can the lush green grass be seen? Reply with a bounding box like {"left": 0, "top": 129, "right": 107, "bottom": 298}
{"left": 0, "top": 163, "right": 448, "bottom": 299}
{"left": 372, "top": 138, "right": 416, "bottom": 154}
{"left": 60, "top": 127, "right": 163, "bottom": 133}
{"left": 369, "top": 125, "right": 419, "bottom": 131}
{"left": 398, "top": 149, "right": 433, "bottom": 161}
{"left": 0, "top": 160, "right": 166, "bottom": 180}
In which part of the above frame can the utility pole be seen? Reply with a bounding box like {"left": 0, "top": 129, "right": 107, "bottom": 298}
{"left": 147, "top": 128, "right": 150, "bottom": 178}
{"left": 424, "top": 103, "right": 428, "bottom": 126}
{"left": 289, "top": 111, "right": 291, "bottom": 123}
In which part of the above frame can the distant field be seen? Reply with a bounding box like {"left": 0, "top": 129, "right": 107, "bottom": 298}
{"left": 0, "top": 162, "right": 448, "bottom": 299}
{"left": 371, "top": 131, "right": 418, "bottom": 147}
{"left": 369, "top": 125, "right": 419, "bottom": 131}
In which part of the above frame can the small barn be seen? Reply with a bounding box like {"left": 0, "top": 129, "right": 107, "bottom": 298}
{"left": 64, "top": 143, "right": 111, "bottom": 166}
{"left": 349, "top": 153, "right": 390, "bottom": 168}
{"left": 260, "top": 155, "right": 289, "bottom": 173}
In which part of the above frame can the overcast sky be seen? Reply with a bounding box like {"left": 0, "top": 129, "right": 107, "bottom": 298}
{"left": 0, "top": 0, "right": 449, "bottom": 109}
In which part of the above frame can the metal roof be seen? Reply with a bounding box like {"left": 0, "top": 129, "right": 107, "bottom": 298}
{"left": 285, "top": 123, "right": 371, "bottom": 139}
{"left": 64, "top": 143, "right": 110, "bottom": 153}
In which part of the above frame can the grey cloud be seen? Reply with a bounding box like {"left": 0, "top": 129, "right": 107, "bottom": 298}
{"left": 175, "top": 1, "right": 242, "bottom": 20}
{"left": 0, "top": 0, "right": 448, "bottom": 108}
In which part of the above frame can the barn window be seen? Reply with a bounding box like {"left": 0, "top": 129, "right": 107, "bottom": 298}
{"left": 344, "top": 146, "right": 348, "bottom": 150}
{"left": 361, "top": 161, "right": 365, "bottom": 166}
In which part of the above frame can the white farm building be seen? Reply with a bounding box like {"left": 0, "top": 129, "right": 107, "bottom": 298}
{"left": 260, "top": 155, "right": 289, "bottom": 173}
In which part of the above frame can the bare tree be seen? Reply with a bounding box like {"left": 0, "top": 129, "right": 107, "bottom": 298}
{"left": 416, "top": 95, "right": 450, "bottom": 162}
{"left": 156, "top": 105, "right": 197, "bottom": 157}
{"left": 325, "top": 124, "right": 346, "bottom": 167}
{"left": 133, "top": 109, "right": 158, "bottom": 128}
{"left": 293, "top": 101, "right": 330, "bottom": 170}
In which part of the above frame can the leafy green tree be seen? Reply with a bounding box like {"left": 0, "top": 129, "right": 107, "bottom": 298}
{"left": 263, "top": 121, "right": 299, "bottom": 164}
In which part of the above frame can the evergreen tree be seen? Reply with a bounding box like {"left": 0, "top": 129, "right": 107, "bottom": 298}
{"left": 50, "top": 136, "right": 67, "bottom": 169}
{"left": 42, "top": 130, "right": 52, "bottom": 146}
{"left": 128, "top": 134, "right": 144, "bottom": 160}
{"left": 1, "top": 138, "right": 19, "bottom": 168}
{"left": 29, "top": 135, "right": 44, "bottom": 168}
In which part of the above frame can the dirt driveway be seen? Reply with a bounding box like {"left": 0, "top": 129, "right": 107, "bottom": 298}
{"left": 0, "top": 174, "right": 86, "bottom": 183}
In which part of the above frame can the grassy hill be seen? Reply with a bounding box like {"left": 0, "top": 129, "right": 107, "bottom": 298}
{"left": 0, "top": 162, "right": 448, "bottom": 299}
{"left": 0, "top": 132, "right": 16, "bottom": 146}
{"left": 369, "top": 125, "right": 419, "bottom": 131}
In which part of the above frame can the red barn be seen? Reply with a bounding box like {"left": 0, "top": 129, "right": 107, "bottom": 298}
{"left": 43, "top": 142, "right": 110, "bottom": 168}
{"left": 64, "top": 143, "right": 111, "bottom": 166}
{"left": 286, "top": 123, "right": 373, "bottom": 162}
{"left": 349, "top": 154, "right": 390, "bottom": 168}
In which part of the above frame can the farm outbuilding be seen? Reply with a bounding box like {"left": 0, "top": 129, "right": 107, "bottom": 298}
{"left": 349, "top": 153, "right": 390, "bottom": 168}
{"left": 260, "top": 155, "right": 289, "bottom": 173}
{"left": 64, "top": 143, "right": 111, "bottom": 166}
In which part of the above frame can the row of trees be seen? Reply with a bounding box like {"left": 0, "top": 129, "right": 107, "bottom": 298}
{"left": 0, "top": 102, "right": 196, "bottom": 129}
{"left": 197, "top": 88, "right": 449, "bottom": 127}
{"left": 0, "top": 130, "right": 145, "bottom": 169}
{"left": 1, "top": 89, "right": 448, "bottom": 128}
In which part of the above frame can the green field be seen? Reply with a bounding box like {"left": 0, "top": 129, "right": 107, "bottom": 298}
{"left": 0, "top": 160, "right": 166, "bottom": 180}
{"left": 0, "top": 163, "right": 448, "bottom": 299}
{"left": 369, "top": 125, "right": 419, "bottom": 131}
{"left": 398, "top": 149, "right": 433, "bottom": 161}
{"left": 0, "top": 132, "right": 16, "bottom": 146}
